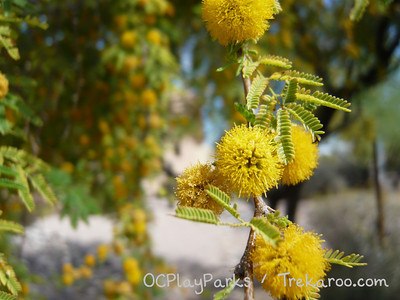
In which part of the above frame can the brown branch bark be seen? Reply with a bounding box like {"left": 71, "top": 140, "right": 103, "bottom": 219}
{"left": 234, "top": 196, "right": 267, "bottom": 300}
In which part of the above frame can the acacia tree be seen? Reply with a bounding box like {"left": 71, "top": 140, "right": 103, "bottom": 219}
{"left": 173, "top": 1, "right": 366, "bottom": 299}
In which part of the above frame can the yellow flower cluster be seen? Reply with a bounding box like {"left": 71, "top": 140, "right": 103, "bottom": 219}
{"left": 104, "top": 279, "right": 132, "bottom": 299}
{"left": 0, "top": 72, "right": 9, "bottom": 99}
{"left": 202, "top": 0, "right": 277, "bottom": 45}
{"left": 281, "top": 125, "right": 319, "bottom": 185}
{"left": 216, "top": 125, "right": 282, "bottom": 197}
{"left": 61, "top": 243, "right": 112, "bottom": 286}
{"left": 252, "top": 224, "right": 329, "bottom": 300}
{"left": 61, "top": 262, "right": 93, "bottom": 286}
{"left": 123, "top": 257, "right": 142, "bottom": 285}
{"left": 175, "top": 163, "right": 228, "bottom": 215}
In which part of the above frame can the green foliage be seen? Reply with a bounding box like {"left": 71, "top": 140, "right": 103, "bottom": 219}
{"left": 0, "top": 291, "right": 16, "bottom": 300}
{"left": 242, "top": 59, "right": 260, "bottom": 79}
{"left": 260, "top": 55, "right": 292, "bottom": 69}
{"left": 246, "top": 75, "right": 269, "bottom": 110}
{"left": 276, "top": 108, "right": 295, "bottom": 164}
{"left": 270, "top": 70, "right": 323, "bottom": 87}
{"left": 234, "top": 102, "right": 255, "bottom": 124}
{"left": 286, "top": 103, "right": 324, "bottom": 141}
{"left": 0, "top": 255, "right": 21, "bottom": 297}
{"left": 282, "top": 80, "right": 298, "bottom": 104}
{"left": 324, "top": 249, "right": 367, "bottom": 268}
{"left": 250, "top": 217, "right": 281, "bottom": 247}
{"left": 296, "top": 91, "right": 351, "bottom": 112}
{"left": 266, "top": 210, "right": 292, "bottom": 229}
{"left": 350, "top": 0, "right": 370, "bottom": 21}
{"left": 0, "top": 147, "right": 56, "bottom": 212}
{"left": 46, "top": 168, "right": 99, "bottom": 227}
{"left": 213, "top": 279, "right": 236, "bottom": 300}
{"left": 0, "top": 25, "right": 19, "bottom": 60}
{"left": 175, "top": 207, "right": 220, "bottom": 225}
{"left": 254, "top": 104, "right": 271, "bottom": 130}
{"left": 0, "top": 219, "right": 23, "bottom": 234}
{"left": 206, "top": 185, "right": 240, "bottom": 219}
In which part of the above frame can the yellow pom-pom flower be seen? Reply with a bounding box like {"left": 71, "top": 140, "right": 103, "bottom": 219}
{"left": 215, "top": 125, "right": 282, "bottom": 197}
{"left": 123, "top": 258, "right": 142, "bottom": 285}
{"left": 281, "top": 125, "right": 319, "bottom": 185}
{"left": 252, "top": 224, "right": 329, "bottom": 300}
{"left": 176, "top": 163, "right": 228, "bottom": 215}
{"left": 84, "top": 254, "right": 96, "bottom": 267}
{"left": 202, "top": 0, "right": 277, "bottom": 46}
{"left": 97, "top": 244, "right": 109, "bottom": 262}
{"left": 0, "top": 72, "right": 9, "bottom": 99}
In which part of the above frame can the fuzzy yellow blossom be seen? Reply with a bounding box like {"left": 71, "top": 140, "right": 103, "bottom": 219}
{"left": 176, "top": 163, "right": 228, "bottom": 215}
{"left": 123, "top": 258, "right": 142, "bottom": 285}
{"left": 103, "top": 280, "right": 118, "bottom": 298}
{"left": 147, "top": 29, "right": 162, "bottom": 45}
{"left": 62, "top": 263, "right": 74, "bottom": 274}
{"left": 121, "top": 30, "right": 137, "bottom": 49}
{"left": 130, "top": 74, "right": 146, "bottom": 89}
{"left": 62, "top": 273, "right": 74, "bottom": 286}
{"left": 281, "top": 125, "right": 319, "bottom": 185}
{"left": 97, "top": 244, "right": 109, "bottom": 262}
{"left": 252, "top": 224, "right": 329, "bottom": 300}
{"left": 141, "top": 89, "right": 157, "bottom": 106}
{"left": 79, "top": 266, "right": 93, "bottom": 279}
{"left": 84, "top": 254, "right": 96, "bottom": 267}
{"left": 123, "top": 55, "right": 140, "bottom": 72}
{"left": 202, "top": 0, "right": 277, "bottom": 46}
{"left": 0, "top": 72, "right": 9, "bottom": 99}
{"left": 215, "top": 125, "right": 282, "bottom": 197}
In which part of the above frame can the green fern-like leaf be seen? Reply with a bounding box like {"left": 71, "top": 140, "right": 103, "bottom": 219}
{"left": 213, "top": 279, "right": 236, "bottom": 300}
{"left": 0, "top": 165, "right": 18, "bottom": 177}
{"left": 282, "top": 80, "right": 298, "bottom": 104}
{"left": 0, "top": 147, "right": 49, "bottom": 172}
{"left": 0, "top": 179, "right": 26, "bottom": 191}
{"left": 29, "top": 174, "right": 57, "bottom": 205}
{"left": 350, "top": 0, "right": 370, "bottom": 21}
{"left": 250, "top": 217, "right": 280, "bottom": 246}
{"left": 266, "top": 210, "right": 292, "bottom": 229}
{"left": 259, "top": 55, "right": 292, "bottom": 69}
{"left": 246, "top": 75, "right": 268, "bottom": 110}
{"left": 206, "top": 185, "right": 239, "bottom": 219}
{"left": 242, "top": 60, "right": 260, "bottom": 78}
{"left": 175, "top": 207, "right": 219, "bottom": 224}
{"left": 324, "top": 249, "right": 367, "bottom": 268}
{"left": 15, "top": 166, "right": 35, "bottom": 212}
{"left": 0, "top": 26, "right": 20, "bottom": 60}
{"left": 234, "top": 103, "right": 256, "bottom": 124}
{"left": 270, "top": 70, "right": 323, "bottom": 87}
{"left": 286, "top": 103, "right": 324, "bottom": 141}
{"left": 254, "top": 104, "right": 271, "bottom": 130}
{"left": 0, "top": 256, "right": 21, "bottom": 296}
{"left": 276, "top": 108, "right": 295, "bottom": 164}
{"left": 0, "top": 291, "right": 17, "bottom": 300}
{"left": 0, "top": 220, "right": 24, "bottom": 234}
{"left": 296, "top": 91, "right": 351, "bottom": 112}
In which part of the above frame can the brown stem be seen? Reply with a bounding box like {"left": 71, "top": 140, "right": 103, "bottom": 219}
{"left": 234, "top": 196, "right": 267, "bottom": 300}
{"left": 242, "top": 75, "right": 251, "bottom": 99}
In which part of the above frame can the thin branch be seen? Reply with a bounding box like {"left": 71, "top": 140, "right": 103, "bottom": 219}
{"left": 234, "top": 196, "right": 267, "bottom": 300}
